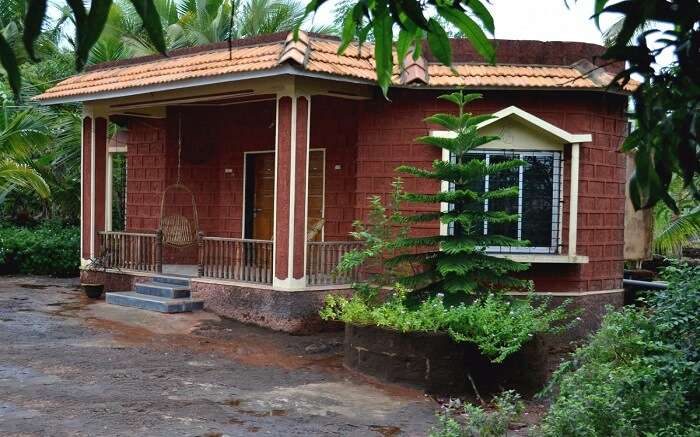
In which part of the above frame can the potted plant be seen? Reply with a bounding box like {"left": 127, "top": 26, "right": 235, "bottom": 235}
{"left": 80, "top": 248, "right": 118, "bottom": 299}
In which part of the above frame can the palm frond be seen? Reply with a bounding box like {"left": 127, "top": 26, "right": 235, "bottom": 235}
{"left": 654, "top": 206, "right": 700, "bottom": 255}
{"left": 0, "top": 159, "right": 50, "bottom": 199}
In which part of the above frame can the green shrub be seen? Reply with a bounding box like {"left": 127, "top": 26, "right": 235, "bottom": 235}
{"left": 429, "top": 390, "right": 525, "bottom": 437}
{"left": 538, "top": 264, "right": 700, "bottom": 436}
{"left": 0, "top": 223, "right": 80, "bottom": 277}
{"left": 321, "top": 285, "right": 574, "bottom": 363}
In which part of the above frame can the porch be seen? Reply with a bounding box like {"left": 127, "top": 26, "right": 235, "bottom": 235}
{"left": 81, "top": 74, "right": 373, "bottom": 290}
{"left": 97, "top": 230, "right": 361, "bottom": 286}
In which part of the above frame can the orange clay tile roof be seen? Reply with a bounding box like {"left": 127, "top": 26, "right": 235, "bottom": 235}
{"left": 35, "top": 31, "right": 636, "bottom": 103}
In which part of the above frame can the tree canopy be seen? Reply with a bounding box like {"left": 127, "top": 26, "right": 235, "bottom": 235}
{"left": 0, "top": 0, "right": 696, "bottom": 212}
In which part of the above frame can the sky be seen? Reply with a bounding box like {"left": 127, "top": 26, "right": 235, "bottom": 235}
{"left": 310, "top": 0, "right": 674, "bottom": 70}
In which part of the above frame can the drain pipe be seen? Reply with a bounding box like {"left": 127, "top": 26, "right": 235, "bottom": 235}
{"left": 623, "top": 279, "right": 668, "bottom": 290}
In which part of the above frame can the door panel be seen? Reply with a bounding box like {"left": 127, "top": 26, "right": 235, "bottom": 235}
{"left": 306, "top": 150, "right": 325, "bottom": 241}
{"left": 244, "top": 152, "right": 275, "bottom": 241}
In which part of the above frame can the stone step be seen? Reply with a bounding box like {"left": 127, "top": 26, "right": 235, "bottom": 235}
{"left": 152, "top": 275, "right": 191, "bottom": 287}
{"left": 105, "top": 292, "right": 204, "bottom": 313}
{"left": 135, "top": 282, "right": 190, "bottom": 299}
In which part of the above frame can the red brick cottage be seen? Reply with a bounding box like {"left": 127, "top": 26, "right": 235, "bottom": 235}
{"left": 37, "top": 32, "right": 633, "bottom": 333}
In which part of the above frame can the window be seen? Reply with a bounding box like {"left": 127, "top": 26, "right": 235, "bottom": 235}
{"left": 447, "top": 150, "right": 562, "bottom": 254}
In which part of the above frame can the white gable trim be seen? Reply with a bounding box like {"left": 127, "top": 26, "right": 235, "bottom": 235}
{"left": 477, "top": 106, "right": 592, "bottom": 144}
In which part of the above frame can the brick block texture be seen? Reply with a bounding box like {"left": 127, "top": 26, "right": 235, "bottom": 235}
{"left": 354, "top": 89, "right": 628, "bottom": 292}
{"left": 123, "top": 90, "right": 627, "bottom": 292}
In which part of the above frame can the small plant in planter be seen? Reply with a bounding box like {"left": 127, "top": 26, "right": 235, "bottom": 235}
{"left": 322, "top": 91, "right": 575, "bottom": 392}
{"left": 81, "top": 248, "right": 119, "bottom": 299}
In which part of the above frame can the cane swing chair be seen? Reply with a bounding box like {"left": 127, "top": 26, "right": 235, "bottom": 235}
{"left": 159, "top": 114, "right": 199, "bottom": 248}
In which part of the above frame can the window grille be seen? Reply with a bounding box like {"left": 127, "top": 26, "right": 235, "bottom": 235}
{"left": 447, "top": 150, "right": 563, "bottom": 254}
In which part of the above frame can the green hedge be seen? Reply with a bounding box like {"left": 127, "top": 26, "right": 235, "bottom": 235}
{"left": 0, "top": 223, "right": 80, "bottom": 277}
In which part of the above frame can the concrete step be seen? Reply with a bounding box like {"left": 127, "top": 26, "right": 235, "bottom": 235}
{"left": 135, "top": 282, "right": 190, "bottom": 299}
{"left": 105, "top": 292, "right": 203, "bottom": 313}
{"left": 152, "top": 275, "right": 191, "bottom": 287}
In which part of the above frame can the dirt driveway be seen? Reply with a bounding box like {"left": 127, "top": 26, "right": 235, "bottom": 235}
{"left": 0, "top": 276, "right": 437, "bottom": 436}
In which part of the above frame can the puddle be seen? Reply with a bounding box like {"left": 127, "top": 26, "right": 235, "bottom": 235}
{"left": 370, "top": 425, "right": 402, "bottom": 436}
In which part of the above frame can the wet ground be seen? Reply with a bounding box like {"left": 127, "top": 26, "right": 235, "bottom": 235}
{"left": 0, "top": 276, "right": 437, "bottom": 436}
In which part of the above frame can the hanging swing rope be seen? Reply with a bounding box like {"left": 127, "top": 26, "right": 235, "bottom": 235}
{"left": 159, "top": 112, "right": 199, "bottom": 248}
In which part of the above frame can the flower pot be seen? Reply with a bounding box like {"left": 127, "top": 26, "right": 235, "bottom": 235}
{"left": 81, "top": 283, "right": 104, "bottom": 299}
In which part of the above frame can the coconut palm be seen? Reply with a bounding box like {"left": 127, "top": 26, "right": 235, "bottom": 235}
{"left": 653, "top": 176, "right": 700, "bottom": 256}
{"left": 88, "top": 0, "right": 334, "bottom": 65}
{"left": 0, "top": 105, "right": 51, "bottom": 199}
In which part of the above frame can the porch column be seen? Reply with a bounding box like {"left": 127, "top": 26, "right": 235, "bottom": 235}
{"left": 273, "top": 94, "right": 311, "bottom": 290}
{"left": 81, "top": 112, "right": 108, "bottom": 263}
{"left": 568, "top": 143, "right": 580, "bottom": 257}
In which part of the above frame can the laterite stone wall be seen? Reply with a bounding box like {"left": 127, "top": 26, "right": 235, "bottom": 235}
{"left": 354, "top": 89, "right": 629, "bottom": 293}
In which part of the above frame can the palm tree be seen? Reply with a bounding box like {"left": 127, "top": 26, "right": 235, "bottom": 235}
{"left": 88, "top": 0, "right": 334, "bottom": 65}
{"left": 0, "top": 105, "right": 51, "bottom": 200}
{"left": 653, "top": 176, "right": 700, "bottom": 256}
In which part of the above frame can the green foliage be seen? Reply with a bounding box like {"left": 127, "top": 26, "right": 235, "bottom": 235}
{"left": 321, "top": 285, "right": 573, "bottom": 363}
{"left": 429, "top": 391, "right": 525, "bottom": 437}
{"left": 301, "top": 0, "right": 494, "bottom": 94}
{"left": 0, "top": 103, "right": 51, "bottom": 200}
{"left": 594, "top": 0, "right": 700, "bottom": 212}
{"left": 388, "top": 92, "right": 529, "bottom": 301}
{"left": 335, "top": 178, "right": 409, "bottom": 288}
{"left": 0, "top": 222, "right": 80, "bottom": 277}
{"left": 653, "top": 175, "right": 700, "bottom": 255}
{"left": 89, "top": 0, "right": 334, "bottom": 64}
{"left": 538, "top": 263, "right": 700, "bottom": 437}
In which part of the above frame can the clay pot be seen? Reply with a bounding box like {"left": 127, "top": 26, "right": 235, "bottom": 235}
{"left": 81, "top": 283, "right": 104, "bottom": 299}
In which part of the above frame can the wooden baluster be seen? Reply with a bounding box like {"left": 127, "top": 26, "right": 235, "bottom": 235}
{"left": 308, "top": 244, "right": 314, "bottom": 286}
{"left": 220, "top": 240, "right": 224, "bottom": 279}
{"left": 152, "top": 235, "right": 156, "bottom": 272}
{"left": 238, "top": 241, "right": 243, "bottom": 282}
{"left": 197, "top": 232, "right": 204, "bottom": 277}
{"left": 268, "top": 242, "right": 272, "bottom": 284}
{"left": 244, "top": 242, "right": 250, "bottom": 282}
{"left": 225, "top": 240, "right": 230, "bottom": 280}
{"left": 155, "top": 230, "right": 163, "bottom": 273}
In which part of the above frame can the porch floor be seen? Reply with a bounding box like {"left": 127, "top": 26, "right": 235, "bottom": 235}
{"left": 162, "top": 264, "right": 198, "bottom": 277}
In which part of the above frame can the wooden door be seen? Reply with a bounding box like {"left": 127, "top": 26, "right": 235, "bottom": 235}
{"left": 245, "top": 152, "right": 275, "bottom": 240}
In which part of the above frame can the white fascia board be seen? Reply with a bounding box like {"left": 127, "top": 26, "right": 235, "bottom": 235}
{"left": 478, "top": 106, "right": 592, "bottom": 144}
{"left": 35, "top": 65, "right": 375, "bottom": 106}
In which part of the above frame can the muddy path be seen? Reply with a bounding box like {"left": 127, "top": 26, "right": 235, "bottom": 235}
{"left": 0, "top": 276, "right": 437, "bottom": 436}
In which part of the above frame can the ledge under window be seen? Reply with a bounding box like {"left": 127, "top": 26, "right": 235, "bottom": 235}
{"left": 490, "top": 253, "right": 589, "bottom": 264}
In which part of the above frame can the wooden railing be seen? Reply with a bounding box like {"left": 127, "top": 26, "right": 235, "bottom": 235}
{"left": 306, "top": 241, "right": 363, "bottom": 286}
{"left": 98, "top": 232, "right": 360, "bottom": 287}
{"left": 99, "top": 231, "right": 161, "bottom": 272}
{"left": 199, "top": 237, "right": 273, "bottom": 284}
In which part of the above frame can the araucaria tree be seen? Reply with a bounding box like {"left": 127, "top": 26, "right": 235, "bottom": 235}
{"left": 389, "top": 91, "right": 530, "bottom": 302}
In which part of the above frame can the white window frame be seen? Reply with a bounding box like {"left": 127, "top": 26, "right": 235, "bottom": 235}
{"left": 446, "top": 149, "right": 562, "bottom": 254}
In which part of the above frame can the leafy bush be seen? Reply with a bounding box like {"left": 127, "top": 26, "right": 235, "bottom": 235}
{"left": 321, "top": 285, "right": 573, "bottom": 363}
{"left": 538, "top": 263, "right": 700, "bottom": 436}
{"left": 429, "top": 390, "right": 525, "bottom": 437}
{"left": 0, "top": 222, "right": 80, "bottom": 277}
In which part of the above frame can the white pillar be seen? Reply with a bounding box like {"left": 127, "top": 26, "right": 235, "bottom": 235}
{"left": 568, "top": 143, "right": 580, "bottom": 257}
